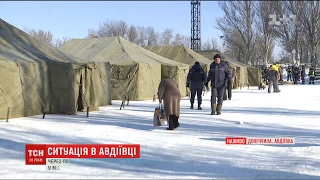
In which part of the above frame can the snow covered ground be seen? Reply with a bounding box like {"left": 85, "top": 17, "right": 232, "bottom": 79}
{"left": 1, "top": 81, "right": 320, "bottom": 179}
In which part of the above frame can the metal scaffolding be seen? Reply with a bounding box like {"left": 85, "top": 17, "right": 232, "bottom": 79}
{"left": 191, "top": 0, "right": 201, "bottom": 51}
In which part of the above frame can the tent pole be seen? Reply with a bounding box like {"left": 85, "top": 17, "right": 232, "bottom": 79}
{"left": 6, "top": 107, "right": 10, "bottom": 122}
{"left": 126, "top": 95, "right": 129, "bottom": 105}
{"left": 86, "top": 107, "right": 89, "bottom": 117}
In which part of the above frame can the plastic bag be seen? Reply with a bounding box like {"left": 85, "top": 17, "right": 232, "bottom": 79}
{"left": 205, "top": 86, "right": 210, "bottom": 94}
{"left": 153, "top": 104, "right": 167, "bottom": 126}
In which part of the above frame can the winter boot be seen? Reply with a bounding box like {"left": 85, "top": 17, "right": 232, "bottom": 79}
{"left": 190, "top": 103, "right": 194, "bottom": 109}
{"left": 173, "top": 115, "right": 180, "bottom": 128}
{"left": 166, "top": 115, "right": 175, "bottom": 130}
{"left": 216, "top": 105, "right": 222, "bottom": 115}
{"left": 211, "top": 104, "right": 216, "bottom": 115}
{"left": 197, "top": 102, "right": 202, "bottom": 110}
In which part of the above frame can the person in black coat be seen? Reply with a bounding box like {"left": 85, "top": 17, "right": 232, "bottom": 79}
{"left": 187, "top": 62, "right": 207, "bottom": 110}
{"left": 263, "top": 66, "right": 269, "bottom": 83}
{"left": 309, "top": 65, "right": 316, "bottom": 84}
{"left": 301, "top": 65, "right": 306, "bottom": 84}
{"left": 223, "top": 65, "right": 235, "bottom": 100}
{"left": 293, "top": 64, "right": 301, "bottom": 84}
{"left": 204, "top": 54, "right": 232, "bottom": 115}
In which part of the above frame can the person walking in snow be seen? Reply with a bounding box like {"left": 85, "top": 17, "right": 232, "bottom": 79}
{"left": 186, "top": 62, "right": 207, "bottom": 110}
{"left": 204, "top": 54, "right": 232, "bottom": 115}
{"left": 287, "top": 66, "right": 293, "bottom": 81}
{"left": 157, "top": 76, "right": 181, "bottom": 130}
{"left": 223, "top": 65, "right": 235, "bottom": 100}
{"left": 293, "top": 64, "right": 301, "bottom": 85}
{"left": 263, "top": 66, "right": 269, "bottom": 83}
{"left": 276, "top": 62, "right": 283, "bottom": 82}
{"left": 309, "top": 65, "right": 316, "bottom": 84}
{"left": 268, "top": 63, "right": 280, "bottom": 93}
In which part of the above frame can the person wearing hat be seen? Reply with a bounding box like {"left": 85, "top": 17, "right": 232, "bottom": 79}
{"left": 268, "top": 63, "right": 281, "bottom": 93}
{"left": 204, "top": 54, "right": 232, "bottom": 115}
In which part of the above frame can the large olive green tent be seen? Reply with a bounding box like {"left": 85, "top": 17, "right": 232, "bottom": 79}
{"left": 0, "top": 18, "right": 111, "bottom": 120}
{"left": 59, "top": 36, "right": 190, "bottom": 99}
{"left": 197, "top": 50, "right": 262, "bottom": 88}
{"left": 144, "top": 45, "right": 212, "bottom": 73}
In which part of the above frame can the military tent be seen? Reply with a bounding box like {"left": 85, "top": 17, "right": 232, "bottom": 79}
{"left": 144, "top": 45, "right": 213, "bottom": 73}
{"left": 59, "top": 36, "right": 190, "bottom": 99}
{"left": 197, "top": 50, "right": 262, "bottom": 88}
{"left": 0, "top": 18, "right": 111, "bottom": 120}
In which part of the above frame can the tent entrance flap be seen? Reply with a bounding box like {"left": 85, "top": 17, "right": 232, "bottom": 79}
{"left": 77, "top": 74, "right": 84, "bottom": 112}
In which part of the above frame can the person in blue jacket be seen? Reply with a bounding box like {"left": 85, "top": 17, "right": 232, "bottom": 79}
{"left": 204, "top": 54, "right": 232, "bottom": 115}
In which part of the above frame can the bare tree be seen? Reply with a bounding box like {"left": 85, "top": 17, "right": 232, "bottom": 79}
{"left": 274, "top": 1, "right": 309, "bottom": 65}
{"left": 54, "top": 36, "right": 72, "bottom": 48}
{"left": 202, "top": 38, "right": 219, "bottom": 50}
{"left": 96, "top": 19, "right": 114, "bottom": 37}
{"left": 181, "top": 35, "right": 191, "bottom": 48}
{"left": 172, "top": 33, "right": 187, "bottom": 45}
{"left": 279, "top": 49, "right": 291, "bottom": 64}
{"left": 223, "top": 28, "right": 246, "bottom": 63}
{"left": 215, "top": 1, "right": 257, "bottom": 65}
{"left": 24, "top": 28, "right": 54, "bottom": 45}
{"left": 298, "top": 1, "right": 320, "bottom": 66}
{"left": 135, "top": 26, "right": 147, "bottom": 46}
{"left": 145, "top": 26, "right": 159, "bottom": 46}
{"left": 253, "top": 33, "right": 266, "bottom": 65}
{"left": 159, "top": 28, "right": 174, "bottom": 46}
{"left": 96, "top": 19, "right": 128, "bottom": 37}
{"left": 255, "top": 1, "right": 278, "bottom": 65}
{"left": 127, "top": 25, "right": 138, "bottom": 43}
{"left": 115, "top": 20, "right": 128, "bottom": 37}
{"left": 88, "top": 29, "right": 99, "bottom": 38}
{"left": 88, "top": 19, "right": 195, "bottom": 48}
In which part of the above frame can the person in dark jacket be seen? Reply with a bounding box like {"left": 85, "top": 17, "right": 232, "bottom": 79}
{"left": 268, "top": 64, "right": 280, "bottom": 93}
{"left": 157, "top": 76, "right": 181, "bottom": 130}
{"left": 223, "top": 65, "right": 235, "bottom": 100}
{"left": 187, "top": 62, "right": 207, "bottom": 110}
{"left": 293, "top": 64, "right": 301, "bottom": 84}
{"left": 301, "top": 65, "right": 306, "bottom": 84}
{"left": 287, "top": 66, "right": 293, "bottom": 81}
{"left": 204, "top": 54, "right": 231, "bottom": 115}
{"left": 309, "top": 65, "right": 316, "bottom": 84}
{"left": 263, "top": 66, "right": 269, "bottom": 83}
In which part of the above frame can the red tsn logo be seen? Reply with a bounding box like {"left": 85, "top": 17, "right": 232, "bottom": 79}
{"left": 25, "top": 144, "right": 46, "bottom": 165}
